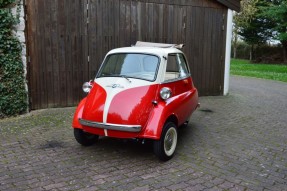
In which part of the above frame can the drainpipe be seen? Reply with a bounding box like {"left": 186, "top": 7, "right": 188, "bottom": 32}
{"left": 224, "top": 9, "right": 233, "bottom": 95}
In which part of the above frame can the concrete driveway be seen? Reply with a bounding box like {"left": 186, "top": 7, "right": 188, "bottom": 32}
{"left": 0, "top": 76, "right": 287, "bottom": 191}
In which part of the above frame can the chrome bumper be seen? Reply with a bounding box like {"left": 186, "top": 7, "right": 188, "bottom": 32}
{"left": 79, "top": 118, "right": 142, "bottom": 133}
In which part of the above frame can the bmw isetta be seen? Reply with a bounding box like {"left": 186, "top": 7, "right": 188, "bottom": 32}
{"left": 72, "top": 41, "right": 199, "bottom": 161}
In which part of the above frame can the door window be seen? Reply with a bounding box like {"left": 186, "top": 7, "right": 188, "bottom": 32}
{"left": 164, "top": 54, "right": 189, "bottom": 81}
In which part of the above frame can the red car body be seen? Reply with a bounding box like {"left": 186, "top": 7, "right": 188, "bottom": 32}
{"left": 72, "top": 41, "right": 199, "bottom": 161}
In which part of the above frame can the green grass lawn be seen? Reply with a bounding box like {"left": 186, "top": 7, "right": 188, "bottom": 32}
{"left": 230, "top": 59, "right": 287, "bottom": 82}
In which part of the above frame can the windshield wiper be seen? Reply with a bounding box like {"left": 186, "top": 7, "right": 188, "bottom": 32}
{"left": 119, "top": 75, "right": 132, "bottom": 83}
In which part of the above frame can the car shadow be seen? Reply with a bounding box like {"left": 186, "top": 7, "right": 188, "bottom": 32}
{"left": 68, "top": 122, "right": 199, "bottom": 162}
{"left": 86, "top": 136, "right": 156, "bottom": 160}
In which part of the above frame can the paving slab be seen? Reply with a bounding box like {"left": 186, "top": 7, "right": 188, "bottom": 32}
{"left": 0, "top": 76, "right": 287, "bottom": 190}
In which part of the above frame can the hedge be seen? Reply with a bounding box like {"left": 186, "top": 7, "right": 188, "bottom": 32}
{"left": 0, "top": 0, "right": 28, "bottom": 118}
{"left": 232, "top": 42, "right": 285, "bottom": 64}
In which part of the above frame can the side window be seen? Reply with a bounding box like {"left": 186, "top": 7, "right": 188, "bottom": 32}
{"left": 164, "top": 54, "right": 189, "bottom": 81}
{"left": 177, "top": 54, "right": 189, "bottom": 78}
{"left": 166, "top": 55, "right": 179, "bottom": 72}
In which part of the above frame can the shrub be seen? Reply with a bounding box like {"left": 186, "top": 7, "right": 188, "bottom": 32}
{"left": 232, "top": 42, "right": 285, "bottom": 64}
{"left": 0, "top": 0, "right": 28, "bottom": 118}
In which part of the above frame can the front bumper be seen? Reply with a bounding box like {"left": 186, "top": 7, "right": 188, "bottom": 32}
{"left": 79, "top": 118, "right": 142, "bottom": 133}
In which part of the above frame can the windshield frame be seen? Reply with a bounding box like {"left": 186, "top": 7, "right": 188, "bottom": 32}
{"left": 96, "top": 52, "right": 161, "bottom": 82}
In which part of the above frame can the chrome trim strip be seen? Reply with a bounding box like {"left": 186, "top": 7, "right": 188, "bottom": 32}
{"left": 161, "top": 75, "right": 191, "bottom": 84}
{"left": 79, "top": 118, "right": 142, "bottom": 133}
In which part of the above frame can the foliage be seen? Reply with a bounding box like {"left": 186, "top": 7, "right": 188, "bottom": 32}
{"left": 233, "top": 0, "right": 263, "bottom": 59}
{"left": 238, "top": 0, "right": 274, "bottom": 46}
{"left": 231, "top": 42, "right": 285, "bottom": 64}
{"left": 0, "top": 0, "right": 15, "bottom": 7}
{"left": 0, "top": 0, "right": 28, "bottom": 118}
{"left": 231, "top": 41, "right": 251, "bottom": 60}
{"left": 260, "top": 0, "right": 287, "bottom": 62}
{"left": 233, "top": 0, "right": 259, "bottom": 27}
{"left": 261, "top": 0, "right": 287, "bottom": 41}
{"left": 231, "top": 59, "right": 287, "bottom": 82}
{"left": 238, "top": 19, "right": 272, "bottom": 46}
{"left": 233, "top": 0, "right": 287, "bottom": 63}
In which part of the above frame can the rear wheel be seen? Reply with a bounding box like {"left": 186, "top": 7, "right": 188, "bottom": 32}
{"left": 153, "top": 122, "right": 178, "bottom": 161}
{"left": 74, "top": 128, "right": 99, "bottom": 146}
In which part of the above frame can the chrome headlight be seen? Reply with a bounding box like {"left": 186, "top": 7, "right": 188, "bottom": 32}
{"left": 82, "top": 82, "right": 92, "bottom": 93}
{"left": 160, "top": 87, "right": 172, "bottom": 100}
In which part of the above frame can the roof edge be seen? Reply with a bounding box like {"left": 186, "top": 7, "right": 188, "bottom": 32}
{"left": 216, "top": 0, "right": 241, "bottom": 12}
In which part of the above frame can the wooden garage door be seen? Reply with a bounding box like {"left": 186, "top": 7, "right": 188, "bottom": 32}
{"left": 26, "top": 0, "right": 226, "bottom": 109}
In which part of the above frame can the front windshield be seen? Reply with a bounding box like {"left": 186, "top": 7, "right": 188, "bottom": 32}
{"left": 97, "top": 53, "right": 159, "bottom": 81}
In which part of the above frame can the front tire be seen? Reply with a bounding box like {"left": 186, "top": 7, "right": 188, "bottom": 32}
{"left": 74, "top": 128, "right": 99, "bottom": 146}
{"left": 153, "top": 122, "right": 178, "bottom": 161}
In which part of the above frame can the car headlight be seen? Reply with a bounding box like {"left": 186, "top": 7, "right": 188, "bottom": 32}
{"left": 160, "top": 87, "right": 172, "bottom": 100}
{"left": 82, "top": 82, "right": 92, "bottom": 93}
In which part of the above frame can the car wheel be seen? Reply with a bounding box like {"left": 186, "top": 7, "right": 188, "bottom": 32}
{"left": 153, "top": 122, "right": 178, "bottom": 161}
{"left": 74, "top": 128, "right": 99, "bottom": 146}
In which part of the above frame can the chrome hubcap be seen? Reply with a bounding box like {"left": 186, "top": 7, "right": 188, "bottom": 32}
{"left": 164, "top": 127, "right": 177, "bottom": 156}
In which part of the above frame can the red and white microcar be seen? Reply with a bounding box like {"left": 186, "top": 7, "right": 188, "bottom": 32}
{"left": 72, "top": 41, "right": 199, "bottom": 161}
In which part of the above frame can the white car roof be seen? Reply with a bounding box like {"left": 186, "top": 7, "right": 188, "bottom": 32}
{"left": 107, "top": 46, "right": 183, "bottom": 57}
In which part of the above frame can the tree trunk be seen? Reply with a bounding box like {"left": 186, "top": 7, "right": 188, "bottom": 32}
{"left": 282, "top": 40, "right": 287, "bottom": 64}
{"left": 249, "top": 44, "right": 254, "bottom": 61}
{"left": 233, "top": 31, "right": 238, "bottom": 59}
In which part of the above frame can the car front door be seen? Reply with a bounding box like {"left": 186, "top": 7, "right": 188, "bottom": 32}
{"left": 163, "top": 53, "right": 195, "bottom": 124}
